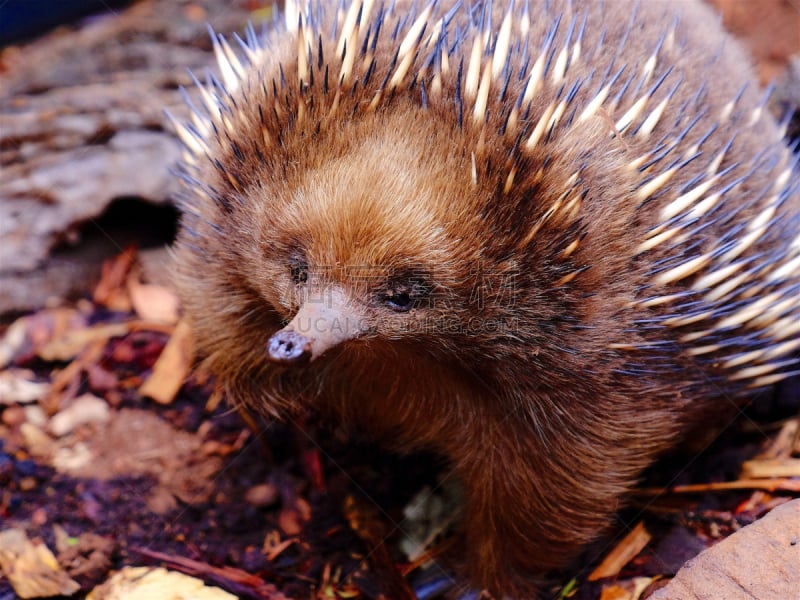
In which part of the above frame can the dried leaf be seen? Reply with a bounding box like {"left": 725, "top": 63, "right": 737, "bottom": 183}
{"left": 277, "top": 494, "right": 312, "bottom": 536}
{"left": 43, "top": 339, "right": 108, "bottom": 414}
{"left": 93, "top": 247, "right": 137, "bottom": 311}
{"left": 38, "top": 323, "right": 130, "bottom": 362}
{"left": 599, "top": 577, "right": 655, "bottom": 600}
{"left": 263, "top": 532, "right": 297, "bottom": 562}
{"left": 127, "top": 271, "right": 180, "bottom": 324}
{"left": 0, "top": 528, "right": 81, "bottom": 598}
{"left": 0, "top": 317, "right": 30, "bottom": 368}
{"left": 0, "top": 369, "right": 51, "bottom": 404}
{"left": 600, "top": 584, "right": 634, "bottom": 600}
{"left": 86, "top": 566, "right": 237, "bottom": 600}
{"left": 0, "top": 308, "right": 85, "bottom": 368}
{"left": 138, "top": 320, "right": 193, "bottom": 404}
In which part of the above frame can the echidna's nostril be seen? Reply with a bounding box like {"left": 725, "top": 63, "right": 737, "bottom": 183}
{"left": 267, "top": 330, "right": 312, "bottom": 366}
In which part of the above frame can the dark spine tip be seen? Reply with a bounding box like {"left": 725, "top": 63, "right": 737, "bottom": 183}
{"left": 267, "top": 329, "right": 313, "bottom": 366}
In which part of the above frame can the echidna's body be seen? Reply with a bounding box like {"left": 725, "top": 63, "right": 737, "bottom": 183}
{"left": 172, "top": 0, "right": 800, "bottom": 595}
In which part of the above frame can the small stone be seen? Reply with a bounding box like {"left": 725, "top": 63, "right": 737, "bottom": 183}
{"left": 2, "top": 405, "right": 26, "bottom": 427}
{"left": 48, "top": 394, "right": 110, "bottom": 437}
{"left": 245, "top": 483, "right": 279, "bottom": 508}
{"left": 0, "top": 370, "right": 50, "bottom": 404}
{"left": 147, "top": 486, "right": 179, "bottom": 515}
{"left": 650, "top": 499, "right": 800, "bottom": 600}
{"left": 19, "top": 476, "right": 38, "bottom": 491}
{"left": 31, "top": 507, "right": 48, "bottom": 526}
{"left": 20, "top": 423, "right": 55, "bottom": 458}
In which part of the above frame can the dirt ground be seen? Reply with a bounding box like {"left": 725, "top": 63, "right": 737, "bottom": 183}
{"left": 709, "top": 0, "right": 800, "bottom": 85}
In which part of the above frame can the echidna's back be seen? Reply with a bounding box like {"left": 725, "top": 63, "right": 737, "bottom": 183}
{"left": 512, "top": 0, "right": 800, "bottom": 391}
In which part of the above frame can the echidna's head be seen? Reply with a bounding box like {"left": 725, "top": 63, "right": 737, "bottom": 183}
{"left": 179, "top": 102, "right": 533, "bottom": 374}
{"left": 257, "top": 111, "right": 469, "bottom": 366}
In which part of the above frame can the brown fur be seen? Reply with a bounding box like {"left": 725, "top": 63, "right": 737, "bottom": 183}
{"left": 172, "top": 0, "right": 800, "bottom": 596}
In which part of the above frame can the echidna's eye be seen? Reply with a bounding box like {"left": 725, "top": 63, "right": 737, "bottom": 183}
{"left": 290, "top": 259, "right": 308, "bottom": 284}
{"left": 381, "top": 279, "right": 429, "bottom": 312}
{"left": 385, "top": 290, "right": 415, "bottom": 312}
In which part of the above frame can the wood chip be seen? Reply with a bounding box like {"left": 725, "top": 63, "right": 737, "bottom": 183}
{"left": 635, "top": 477, "right": 800, "bottom": 495}
{"left": 740, "top": 458, "right": 800, "bottom": 479}
{"left": 589, "top": 521, "right": 652, "bottom": 581}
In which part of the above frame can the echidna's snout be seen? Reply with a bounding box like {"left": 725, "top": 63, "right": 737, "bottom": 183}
{"left": 267, "top": 288, "right": 366, "bottom": 366}
{"left": 267, "top": 330, "right": 312, "bottom": 366}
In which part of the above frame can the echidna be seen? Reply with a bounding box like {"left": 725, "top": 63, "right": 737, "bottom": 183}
{"left": 170, "top": 0, "right": 800, "bottom": 595}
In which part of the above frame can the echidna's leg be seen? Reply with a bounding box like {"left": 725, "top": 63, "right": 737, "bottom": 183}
{"left": 450, "top": 403, "right": 671, "bottom": 596}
